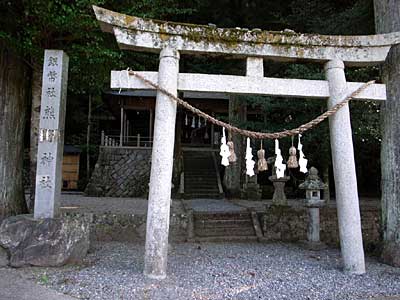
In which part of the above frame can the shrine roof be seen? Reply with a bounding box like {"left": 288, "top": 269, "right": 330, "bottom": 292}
{"left": 93, "top": 6, "right": 400, "bottom": 66}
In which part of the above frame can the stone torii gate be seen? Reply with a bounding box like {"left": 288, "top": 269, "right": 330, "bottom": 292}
{"left": 93, "top": 6, "right": 400, "bottom": 279}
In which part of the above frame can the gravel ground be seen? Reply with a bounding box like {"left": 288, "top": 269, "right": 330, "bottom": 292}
{"left": 17, "top": 242, "right": 400, "bottom": 300}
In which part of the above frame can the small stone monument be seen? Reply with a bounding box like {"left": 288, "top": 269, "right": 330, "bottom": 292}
{"left": 241, "top": 174, "right": 262, "bottom": 200}
{"left": 269, "top": 165, "right": 290, "bottom": 205}
{"left": 299, "top": 167, "right": 327, "bottom": 250}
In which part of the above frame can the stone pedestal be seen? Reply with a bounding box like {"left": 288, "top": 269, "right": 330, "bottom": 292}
{"left": 325, "top": 59, "right": 365, "bottom": 274}
{"left": 144, "top": 48, "right": 180, "bottom": 280}
{"left": 269, "top": 175, "right": 290, "bottom": 205}
{"left": 241, "top": 175, "right": 262, "bottom": 200}
{"left": 303, "top": 200, "right": 326, "bottom": 250}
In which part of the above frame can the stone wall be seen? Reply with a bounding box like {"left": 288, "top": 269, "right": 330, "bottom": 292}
{"left": 63, "top": 212, "right": 188, "bottom": 243}
{"left": 85, "top": 147, "right": 152, "bottom": 197}
{"left": 260, "top": 204, "right": 380, "bottom": 253}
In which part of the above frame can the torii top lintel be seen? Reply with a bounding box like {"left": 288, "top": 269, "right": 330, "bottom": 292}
{"left": 93, "top": 6, "right": 400, "bottom": 67}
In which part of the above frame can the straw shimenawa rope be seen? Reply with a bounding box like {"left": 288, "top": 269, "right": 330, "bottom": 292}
{"left": 129, "top": 71, "right": 375, "bottom": 140}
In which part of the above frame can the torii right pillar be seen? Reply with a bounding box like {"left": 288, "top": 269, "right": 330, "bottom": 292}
{"left": 325, "top": 59, "right": 366, "bottom": 274}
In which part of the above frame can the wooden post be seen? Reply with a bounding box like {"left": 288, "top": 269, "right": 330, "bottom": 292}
{"left": 126, "top": 120, "right": 130, "bottom": 144}
{"left": 86, "top": 94, "right": 92, "bottom": 181}
{"left": 101, "top": 130, "right": 105, "bottom": 146}
{"left": 149, "top": 109, "right": 153, "bottom": 139}
{"left": 120, "top": 106, "right": 123, "bottom": 146}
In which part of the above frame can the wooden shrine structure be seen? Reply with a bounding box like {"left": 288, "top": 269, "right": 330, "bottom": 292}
{"left": 93, "top": 6, "right": 400, "bottom": 279}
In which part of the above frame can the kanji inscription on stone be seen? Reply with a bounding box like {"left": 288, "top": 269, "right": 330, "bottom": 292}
{"left": 40, "top": 152, "right": 54, "bottom": 166}
{"left": 48, "top": 56, "right": 58, "bottom": 67}
{"left": 39, "top": 175, "right": 52, "bottom": 189}
{"left": 34, "top": 50, "right": 69, "bottom": 219}
{"left": 43, "top": 106, "right": 56, "bottom": 119}
{"left": 47, "top": 70, "right": 58, "bottom": 82}
{"left": 46, "top": 87, "right": 57, "bottom": 98}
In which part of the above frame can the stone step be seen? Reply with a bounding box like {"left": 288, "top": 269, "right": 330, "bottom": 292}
{"left": 185, "top": 178, "right": 218, "bottom": 182}
{"left": 185, "top": 172, "right": 216, "bottom": 175}
{"left": 185, "top": 179, "right": 219, "bottom": 183}
{"left": 183, "top": 150, "right": 223, "bottom": 200}
{"left": 185, "top": 188, "right": 220, "bottom": 193}
{"left": 184, "top": 193, "right": 223, "bottom": 199}
{"left": 195, "top": 227, "right": 256, "bottom": 237}
{"left": 185, "top": 183, "right": 218, "bottom": 187}
{"left": 184, "top": 189, "right": 220, "bottom": 192}
{"left": 195, "top": 219, "right": 253, "bottom": 228}
{"left": 194, "top": 212, "right": 252, "bottom": 220}
{"left": 192, "top": 236, "right": 258, "bottom": 243}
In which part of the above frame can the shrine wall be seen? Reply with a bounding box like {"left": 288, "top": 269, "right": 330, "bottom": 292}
{"left": 261, "top": 204, "right": 380, "bottom": 253}
{"left": 85, "top": 147, "right": 152, "bottom": 197}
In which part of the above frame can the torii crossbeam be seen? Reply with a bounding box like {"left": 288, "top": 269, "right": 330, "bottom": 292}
{"left": 93, "top": 5, "right": 400, "bottom": 279}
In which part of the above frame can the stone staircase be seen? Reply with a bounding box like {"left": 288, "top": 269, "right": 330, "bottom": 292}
{"left": 189, "top": 211, "right": 261, "bottom": 242}
{"left": 183, "top": 151, "right": 224, "bottom": 199}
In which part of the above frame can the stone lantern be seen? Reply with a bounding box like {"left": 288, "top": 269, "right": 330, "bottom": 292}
{"left": 299, "top": 167, "right": 327, "bottom": 249}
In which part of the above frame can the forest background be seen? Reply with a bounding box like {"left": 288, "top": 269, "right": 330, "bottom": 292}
{"left": 0, "top": 0, "right": 382, "bottom": 212}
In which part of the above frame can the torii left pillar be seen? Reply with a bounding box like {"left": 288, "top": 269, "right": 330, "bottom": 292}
{"left": 144, "top": 47, "right": 180, "bottom": 279}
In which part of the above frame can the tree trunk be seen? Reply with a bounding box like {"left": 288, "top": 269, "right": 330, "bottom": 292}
{"left": 223, "top": 95, "right": 246, "bottom": 197}
{"left": 86, "top": 94, "right": 92, "bottom": 181}
{"left": 28, "top": 65, "right": 42, "bottom": 212}
{"left": 0, "top": 43, "right": 29, "bottom": 220}
{"left": 374, "top": 0, "right": 400, "bottom": 266}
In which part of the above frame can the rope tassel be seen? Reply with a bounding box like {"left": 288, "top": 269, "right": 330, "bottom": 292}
{"left": 287, "top": 136, "right": 299, "bottom": 169}
{"left": 227, "top": 141, "right": 237, "bottom": 163}
{"left": 257, "top": 141, "right": 268, "bottom": 172}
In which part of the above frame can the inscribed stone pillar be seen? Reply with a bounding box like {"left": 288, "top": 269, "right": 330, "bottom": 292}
{"left": 144, "top": 47, "right": 179, "bottom": 279}
{"left": 34, "top": 50, "right": 69, "bottom": 219}
{"left": 325, "top": 59, "right": 365, "bottom": 274}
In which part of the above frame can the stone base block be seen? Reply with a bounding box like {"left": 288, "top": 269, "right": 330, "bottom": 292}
{"left": 0, "top": 214, "right": 90, "bottom": 267}
{"left": 381, "top": 241, "right": 400, "bottom": 267}
{"left": 241, "top": 183, "right": 262, "bottom": 200}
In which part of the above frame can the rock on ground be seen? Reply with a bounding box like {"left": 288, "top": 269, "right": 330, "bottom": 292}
{"left": 0, "top": 214, "right": 90, "bottom": 267}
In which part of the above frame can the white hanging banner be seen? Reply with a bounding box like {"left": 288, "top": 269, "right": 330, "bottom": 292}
{"left": 191, "top": 116, "right": 196, "bottom": 128}
{"left": 245, "top": 137, "right": 255, "bottom": 176}
{"left": 219, "top": 128, "right": 230, "bottom": 167}
{"left": 274, "top": 139, "right": 286, "bottom": 178}
{"left": 298, "top": 134, "right": 308, "bottom": 173}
